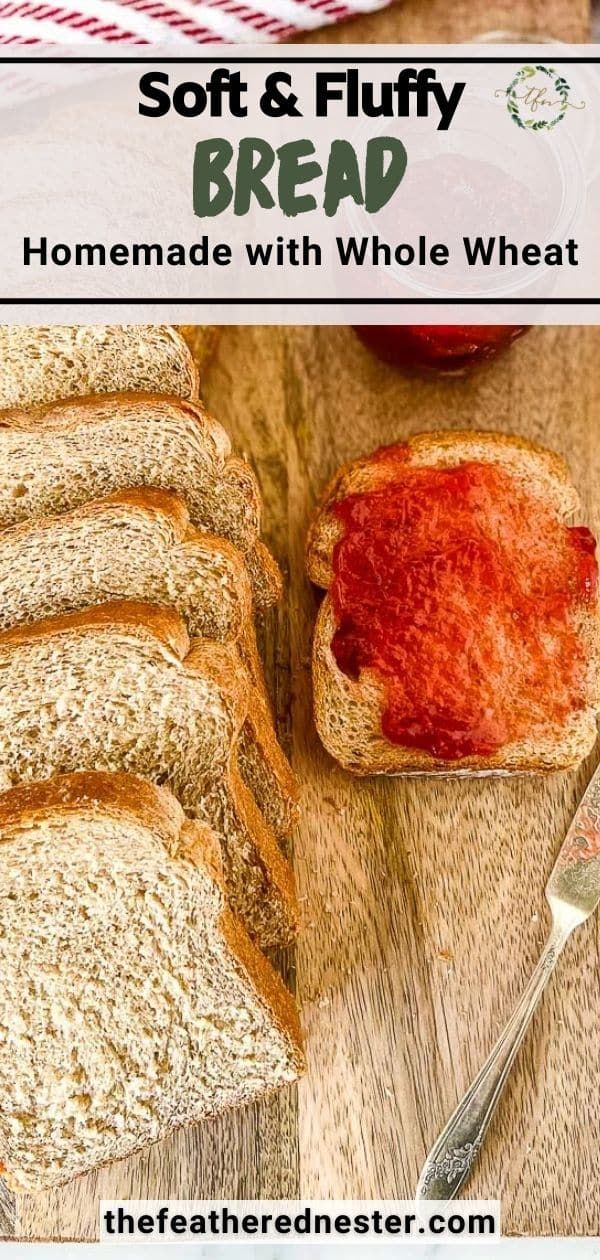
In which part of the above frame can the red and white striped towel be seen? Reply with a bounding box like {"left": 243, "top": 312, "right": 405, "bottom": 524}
{"left": 0, "top": 0, "right": 390, "bottom": 45}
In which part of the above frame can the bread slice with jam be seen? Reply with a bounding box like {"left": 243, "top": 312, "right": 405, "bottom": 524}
{"left": 307, "top": 431, "right": 599, "bottom": 775}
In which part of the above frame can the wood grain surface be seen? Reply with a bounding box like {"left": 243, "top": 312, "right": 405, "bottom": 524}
{"left": 11, "top": 323, "right": 600, "bottom": 1241}
{"left": 6, "top": 0, "right": 597, "bottom": 1244}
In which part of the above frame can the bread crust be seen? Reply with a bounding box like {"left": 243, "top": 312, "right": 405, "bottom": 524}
{"left": 0, "top": 599, "right": 191, "bottom": 663}
{"left": 308, "top": 430, "right": 599, "bottom": 777}
{"left": 220, "top": 906, "right": 303, "bottom": 1058}
{"left": 0, "top": 390, "right": 229, "bottom": 455}
{"left": 0, "top": 486, "right": 190, "bottom": 546}
{"left": 0, "top": 600, "right": 298, "bottom": 835}
{"left": 0, "top": 769, "right": 188, "bottom": 850}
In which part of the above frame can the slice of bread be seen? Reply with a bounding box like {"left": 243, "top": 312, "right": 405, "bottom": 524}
{"left": 0, "top": 602, "right": 298, "bottom": 948}
{"left": 308, "top": 430, "right": 600, "bottom": 775}
{"left": 0, "top": 391, "right": 281, "bottom": 608}
{"left": 0, "top": 325, "right": 199, "bottom": 407}
{"left": 0, "top": 487, "right": 266, "bottom": 692}
{"left": 0, "top": 770, "right": 303, "bottom": 1193}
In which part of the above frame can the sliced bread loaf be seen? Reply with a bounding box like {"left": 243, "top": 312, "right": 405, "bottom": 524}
{"left": 0, "top": 771, "right": 303, "bottom": 1193}
{"left": 0, "top": 392, "right": 280, "bottom": 608}
{"left": 308, "top": 431, "right": 600, "bottom": 775}
{"left": 0, "top": 325, "right": 198, "bottom": 407}
{"left": 0, "top": 602, "right": 298, "bottom": 948}
{"left": 0, "top": 488, "right": 266, "bottom": 691}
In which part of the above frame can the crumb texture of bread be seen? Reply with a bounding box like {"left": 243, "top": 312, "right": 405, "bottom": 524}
{"left": 0, "top": 492, "right": 296, "bottom": 834}
{"left": 0, "top": 325, "right": 198, "bottom": 407}
{"left": 0, "top": 392, "right": 282, "bottom": 608}
{"left": 308, "top": 431, "right": 599, "bottom": 776}
{"left": 0, "top": 603, "right": 298, "bottom": 949}
{"left": 0, "top": 771, "right": 302, "bottom": 1193}
{"left": 0, "top": 488, "right": 255, "bottom": 654}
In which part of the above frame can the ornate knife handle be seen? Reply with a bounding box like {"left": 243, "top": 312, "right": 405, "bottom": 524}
{"left": 416, "top": 919, "right": 571, "bottom": 1201}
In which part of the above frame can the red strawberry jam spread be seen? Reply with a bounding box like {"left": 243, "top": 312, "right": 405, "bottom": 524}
{"left": 330, "top": 444, "right": 598, "bottom": 761}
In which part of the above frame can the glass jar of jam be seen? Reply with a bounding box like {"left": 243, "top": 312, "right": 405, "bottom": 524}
{"left": 354, "top": 325, "right": 529, "bottom": 374}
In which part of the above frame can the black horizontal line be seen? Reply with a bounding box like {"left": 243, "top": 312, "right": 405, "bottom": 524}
{"left": 0, "top": 56, "right": 598, "bottom": 65}
{"left": 0, "top": 297, "right": 597, "bottom": 305}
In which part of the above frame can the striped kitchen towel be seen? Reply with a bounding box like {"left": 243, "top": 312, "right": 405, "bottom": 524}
{"left": 0, "top": 0, "right": 391, "bottom": 44}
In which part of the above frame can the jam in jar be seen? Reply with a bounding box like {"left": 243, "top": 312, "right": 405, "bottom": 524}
{"left": 354, "top": 325, "right": 529, "bottom": 374}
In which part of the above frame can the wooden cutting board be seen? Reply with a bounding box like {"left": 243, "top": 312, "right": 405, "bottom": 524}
{"left": 11, "top": 325, "right": 600, "bottom": 1242}
{"left": 6, "top": 0, "right": 596, "bottom": 1242}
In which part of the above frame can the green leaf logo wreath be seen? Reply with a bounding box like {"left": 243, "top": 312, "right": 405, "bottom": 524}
{"left": 506, "top": 64, "right": 570, "bottom": 131}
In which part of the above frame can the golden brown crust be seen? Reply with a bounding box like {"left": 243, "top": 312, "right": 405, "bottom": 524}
{"left": 185, "top": 637, "right": 251, "bottom": 727}
{"left": 0, "top": 489, "right": 259, "bottom": 647}
{"left": 250, "top": 538, "right": 284, "bottom": 605}
{"left": 315, "top": 429, "right": 572, "bottom": 517}
{"left": 0, "top": 487, "right": 192, "bottom": 548}
{"left": 408, "top": 428, "right": 572, "bottom": 476}
{"left": 0, "top": 495, "right": 272, "bottom": 701}
{"left": 0, "top": 770, "right": 186, "bottom": 847}
{"left": 220, "top": 905, "right": 304, "bottom": 1063}
{"left": 227, "top": 763, "right": 301, "bottom": 948}
{"left": 0, "top": 767, "right": 304, "bottom": 1174}
{"left": 0, "top": 600, "right": 191, "bottom": 662}
{"left": 99, "top": 486, "right": 193, "bottom": 532}
{"left": 0, "top": 602, "right": 294, "bottom": 819}
{"left": 179, "top": 816, "right": 225, "bottom": 891}
{"left": 0, "top": 388, "right": 211, "bottom": 434}
{"left": 237, "top": 618, "right": 270, "bottom": 697}
{"left": 0, "top": 770, "right": 301, "bottom": 1031}
{"left": 183, "top": 636, "right": 300, "bottom": 853}
{"left": 243, "top": 689, "right": 300, "bottom": 823}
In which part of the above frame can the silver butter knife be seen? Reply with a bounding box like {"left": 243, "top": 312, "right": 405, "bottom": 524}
{"left": 417, "top": 760, "right": 600, "bottom": 1202}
